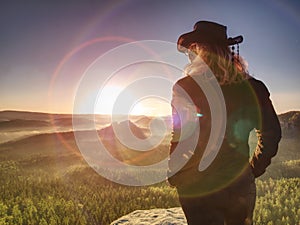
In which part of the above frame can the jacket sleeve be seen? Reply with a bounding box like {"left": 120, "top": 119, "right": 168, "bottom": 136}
{"left": 167, "top": 82, "right": 198, "bottom": 186}
{"left": 169, "top": 85, "right": 183, "bottom": 155}
{"left": 250, "top": 81, "right": 282, "bottom": 177}
{"left": 169, "top": 83, "right": 198, "bottom": 154}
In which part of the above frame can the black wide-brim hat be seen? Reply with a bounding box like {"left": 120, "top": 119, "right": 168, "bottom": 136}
{"left": 177, "top": 21, "right": 243, "bottom": 52}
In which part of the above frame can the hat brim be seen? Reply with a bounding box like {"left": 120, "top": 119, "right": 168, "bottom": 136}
{"left": 177, "top": 30, "right": 243, "bottom": 52}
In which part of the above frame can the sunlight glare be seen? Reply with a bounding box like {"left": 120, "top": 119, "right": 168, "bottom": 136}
{"left": 130, "top": 97, "right": 171, "bottom": 117}
{"left": 95, "top": 85, "right": 125, "bottom": 115}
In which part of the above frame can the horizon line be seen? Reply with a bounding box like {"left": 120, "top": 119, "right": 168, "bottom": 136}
{"left": 0, "top": 108, "right": 299, "bottom": 116}
{"left": 0, "top": 109, "right": 173, "bottom": 117}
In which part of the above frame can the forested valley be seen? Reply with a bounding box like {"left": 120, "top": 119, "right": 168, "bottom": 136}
{"left": 0, "top": 111, "right": 299, "bottom": 224}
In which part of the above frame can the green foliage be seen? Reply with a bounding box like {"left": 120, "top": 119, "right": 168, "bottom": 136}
{"left": 255, "top": 178, "right": 300, "bottom": 225}
{"left": 0, "top": 160, "right": 299, "bottom": 225}
{"left": 0, "top": 111, "right": 299, "bottom": 224}
{"left": 0, "top": 161, "right": 179, "bottom": 225}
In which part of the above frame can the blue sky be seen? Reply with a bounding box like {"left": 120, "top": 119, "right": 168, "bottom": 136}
{"left": 0, "top": 0, "right": 299, "bottom": 114}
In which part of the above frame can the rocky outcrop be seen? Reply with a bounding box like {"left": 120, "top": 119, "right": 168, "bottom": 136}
{"left": 278, "top": 111, "right": 300, "bottom": 137}
{"left": 110, "top": 207, "right": 187, "bottom": 225}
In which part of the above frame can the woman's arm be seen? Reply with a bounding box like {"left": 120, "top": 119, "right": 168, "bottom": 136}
{"left": 250, "top": 80, "right": 282, "bottom": 177}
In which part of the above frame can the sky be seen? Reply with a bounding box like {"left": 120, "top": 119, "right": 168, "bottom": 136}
{"left": 0, "top": 0, "right": 300, "bottom": 115}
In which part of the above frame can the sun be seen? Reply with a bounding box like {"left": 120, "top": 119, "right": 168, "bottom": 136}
{"left": 94, "top": 86, "right": 171, "bottom": 117}
{"left": 130, "top": 97, "right": 171, "bottom": 117}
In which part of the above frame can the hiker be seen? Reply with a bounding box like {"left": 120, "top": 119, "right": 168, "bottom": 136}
{"left": 168, "top": 21, "right": 281, "bottom": 225}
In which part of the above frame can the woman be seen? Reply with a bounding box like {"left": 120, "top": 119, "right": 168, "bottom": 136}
{"left": 168, "top": 21, "right": 281, "bottom": 225}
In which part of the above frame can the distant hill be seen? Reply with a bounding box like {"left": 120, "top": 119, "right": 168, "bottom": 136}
{"left": 0, "top": 119, "right": 50, "bottom": 131}
{"left": 278, "top": 111, "right": 300, "bottom": 125}
{"left": 0, "top": 110, "right": 298, "bottom": 177}
{"left": 278, "top": 111, "right": 300, "bottom": 137}
{"left": 99, "top": 120, "right": 149, "bottom": 140}
{"left": 0, "top": 115, "right": 170, "bottom": 169}
{"left": 0, "top": 110, "right": 58, "bottom": 121}
{"left": 0, "top": 130, "right": 85, "bottom": 173}
{"left": 98, "top": 120, "right": 170, "bottom": 166}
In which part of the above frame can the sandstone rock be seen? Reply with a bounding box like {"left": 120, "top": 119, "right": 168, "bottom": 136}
{"left": 110, "top": 207, "right": 187, "bottom": 225}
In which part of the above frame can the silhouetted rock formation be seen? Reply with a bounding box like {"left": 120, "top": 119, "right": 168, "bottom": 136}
{"left": 278, "top": 111, "right": 300, "bottom": 137}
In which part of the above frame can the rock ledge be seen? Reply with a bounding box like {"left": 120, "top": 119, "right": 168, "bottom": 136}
{"left": 110, "top": 207, "right": 187, "bottom": 225}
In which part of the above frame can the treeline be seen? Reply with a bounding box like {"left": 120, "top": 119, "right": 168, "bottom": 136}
{"left": 0, "top": 161, "right": 179, "bottom": 225}
{"left": 0, "top": 160, "right": 299, "bottom": 225}
{"left": 255, "top": 178, "right": 299, "bottom": 225}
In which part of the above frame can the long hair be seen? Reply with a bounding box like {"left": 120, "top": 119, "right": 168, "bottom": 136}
{"left": 184, "top": 42, "right": 250, "bottom": 85}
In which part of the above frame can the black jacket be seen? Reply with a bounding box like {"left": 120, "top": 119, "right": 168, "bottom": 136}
{"left": 168, "top": 75, "right": 281, "bottom": 194}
